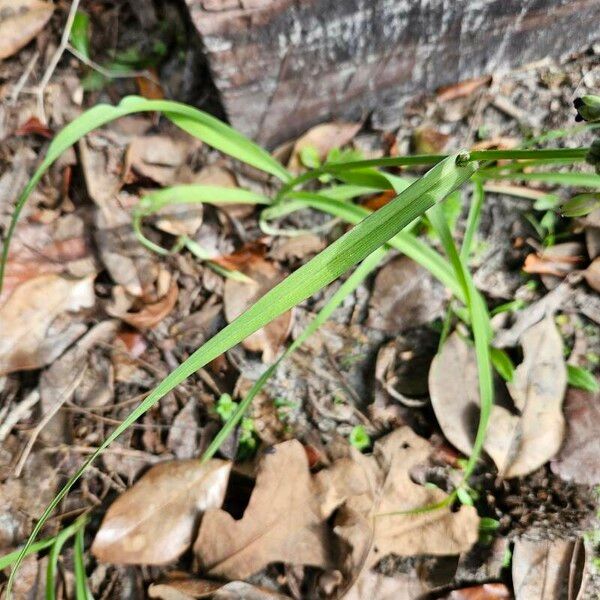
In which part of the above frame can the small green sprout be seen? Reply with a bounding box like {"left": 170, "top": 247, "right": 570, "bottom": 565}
{"left": 349, "top": 425, "right": 371, "bottom": 452}
{"left": 215, "top": 393, "right": 238, "bottom": 422}
{"left": 237, "top": 417, "right": 257, "bottom": 459}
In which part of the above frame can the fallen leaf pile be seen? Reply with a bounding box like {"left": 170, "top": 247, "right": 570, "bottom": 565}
{"left": 91, "top": 428, "right": 479, "bottom": 592}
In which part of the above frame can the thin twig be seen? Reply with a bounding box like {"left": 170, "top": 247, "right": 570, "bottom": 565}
{"left": 14, "top": 369, "right": 85, "bottom": 477}
{"left": 0, "top": 390, "right": 40, "bottom": 444}
{"left": 36, "top": 0, "right": 82, "bottom": 122}
{"left": 9, "top": 51, "right": 40, "bottom": 105}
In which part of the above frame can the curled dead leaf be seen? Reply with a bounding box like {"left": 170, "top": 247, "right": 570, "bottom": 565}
{"left": 445, "top": 583, "right": 511, "bottom": 599}
{"left": 584, "top": 257, "right": 600, "bottom": 293}
{"left": 335, "top": 428, "right": 479, "bottom": 578}
{"left": 92, "top": 459, "right": 231, "bottom": 565}
{"left": 523, "top": 242, "right": 584, "bottom": 278}
{"left": 412, "top": 126, "right": 449, "bottom": 154}
{"left": 125, "top": 135, "right": 194, "bottom": 186}
{"left": 0, "top": 215, "right": 92, "bottom": 306}
{"left": 551, "top": 388, "right": 600, "bottom": 485}
{"left": 0, "top": 0, "right": 54, "bottom": 60}
{"left": 112, "top": 278, "right": 179, "bottom": 330}
{"left": 436, "top": 76, "right": 491, "bottom": 102}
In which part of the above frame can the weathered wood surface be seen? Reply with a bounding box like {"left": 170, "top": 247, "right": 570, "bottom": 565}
{"left": 185, "top": 0, "right": 600, "bottom": 147}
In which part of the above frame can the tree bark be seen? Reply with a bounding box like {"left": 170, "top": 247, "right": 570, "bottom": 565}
{"left": 184, "top": 0, "right": 600, "bottom": 147}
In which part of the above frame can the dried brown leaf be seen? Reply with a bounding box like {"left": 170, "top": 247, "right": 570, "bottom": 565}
{"left": 125, "top": 135, "right": 192, "bottom": 186}
{"left": 436, "top": 76, "right": 491, "bottom": 102}
{"left": 194, "top": 440, "right": 334, "bottom": 579}
{"left": 523, "top": 242, "right": 584, "bottom": 278}
{"left": 412, "top": 126, "right": 449, "bottom": 154}
{"left": 0, "top": 214, "right": 92, "bottom": 306}
{"left": 115, "top": 278, "right": 179, "bottom": 330}
{"left": 0, "top": 0, "right": 54, "bottom": 60}
{"left": 287, "top": 121, "right": 362, "bottom": 173}
{"left": 584, "top": 257, "right": 600, "bottom": 293}
{"left": 223, "top": 256, "right": 292, "bottom": 361}
{"left": 445, "top": 583, "right": 511, "bottom": 599}
{"left": 335, "top": 428, "right": 479, "bottom": 575}
{"left": 430, "top": 317, "right": 567, "bottom": 477}
{"left": 512, "top": 538, "right": 588, "bottom": 600}
{"left": 15, "top": 116, "right": 53, "bottom": 138}
{"left": 343, "top": 570, "right": 427, "bottom": 600}
{"left": 367, "top": 256, "right": 446, "bottom": 333}
{"left": 0, "top": 274, "right": 95, "bottom": 375}
{"left": 92, "top": 459, "right": 231, "bottom": 565}
{"left": 551, "top": 388, "right": 600, "bottom": 485}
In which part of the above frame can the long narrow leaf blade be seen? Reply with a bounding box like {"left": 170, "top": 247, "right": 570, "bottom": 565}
{"left": 0, "top": 96, "right": 289, "bottom": 291}
{"left": 5, "top": 153, "right": 478, "bottom": 595}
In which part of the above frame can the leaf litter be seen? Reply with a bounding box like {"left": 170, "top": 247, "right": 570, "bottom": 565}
{"left": 1, "top": 15, "right": 600, "bottom": 598}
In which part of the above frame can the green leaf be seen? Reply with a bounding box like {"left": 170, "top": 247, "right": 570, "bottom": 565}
{"left": 560, "top": 193, "right": 600, "bottom": 217}
{"left": 427, "top": 203, "right": 493, "bottom": 482}
{"left": 0, "top": 97, "right": 289, "bottom": 293}
{"left": 70, "top": 11, "right": 90, "bottom": 59}
{"left": 481, "top": 170, "right": 600, "bottom": 188}
{"left": 300, "top": 145, "right": 321, "bottom": 169}
{"left": 574, "top": 95, "right": 600, "bottom": 123}
{"left": 5, "top": 155, "right": 478, "bottom": 593}
{"left": 567, "top": 364, "right": 600, "bottom": 392}
{"left": 456, "top": 486, "right": 474, "bottom": 506}
{"left": 349, "top": 425, "right": 371, "bottom": 451}
{"left": 73, "top": 527, "right": 92, "bottom": 600}
{"left": 490, "top": 347, "right": 515, "bottom": 382}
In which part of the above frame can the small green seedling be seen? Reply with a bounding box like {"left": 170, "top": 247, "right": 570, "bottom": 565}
{"left": 349, "top": 425, "right": 371, "bottom": 451}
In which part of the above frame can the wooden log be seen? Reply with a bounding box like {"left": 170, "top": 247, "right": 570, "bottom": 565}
{"left": 184, "top": 0, "right": 600, "bottom": 147}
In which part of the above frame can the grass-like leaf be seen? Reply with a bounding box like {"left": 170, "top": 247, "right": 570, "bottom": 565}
{"left": 0, "top": 96, "right": 289, "bottom": 293}
{"left": 4, "top": 153, "right": 478, "bottom": 594}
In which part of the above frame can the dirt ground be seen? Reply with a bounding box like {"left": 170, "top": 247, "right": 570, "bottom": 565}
{"left": 0, "top": 1, "right": 599, "bottom": 599}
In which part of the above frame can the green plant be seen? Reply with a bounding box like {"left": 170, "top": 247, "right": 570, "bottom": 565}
{"left": 567, "top": 364, "right": 600, "bottom": 393}
{"left": 349, "top": 425, "right": 371, "bottom": 451}
{"left": 0, "top": 94, "right": 596, "bottom": 595}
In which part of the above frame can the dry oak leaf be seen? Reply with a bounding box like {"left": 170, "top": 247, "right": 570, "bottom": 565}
{"left": 92, "top": 459, "right": 231, "bottom": 565}
{"left": 551, "top": 388, "right": 600, "bottom": 485}
{"left": 223, "top": 256, "right": 292, "bottom": 362}
{"left": 334, "top": 427, "right": 479, "bottom": 575}
{"left": 429, "top": 317, "right": 566, "bottom": 477}
{"left": 286, "top": 121, "right": 362, "bottom": 173}
{"left": 512, "top": 538, "right": 588, "bottom": 600}
{"left": 0, "top": 274, "right": 95, "bottom": 376}
{"left": 194, "top": 440, "right": 335, "bottom": 580}
{"left": 0, "top": 0, "right": 54, "bottom": 60}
